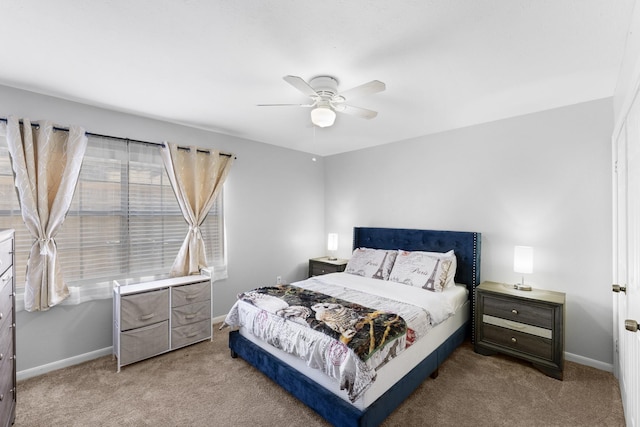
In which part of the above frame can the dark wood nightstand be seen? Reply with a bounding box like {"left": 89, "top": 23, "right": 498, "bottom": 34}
{"left": 474, "top": 281, "right": 565, "bottom": 380}
{"left": 308, "top": 257, "right": 348, "bottom": 277}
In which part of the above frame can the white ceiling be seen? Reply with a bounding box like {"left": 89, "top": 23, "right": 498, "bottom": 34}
{"left": 0, "top": 0, "right": 635, "bottom": 156}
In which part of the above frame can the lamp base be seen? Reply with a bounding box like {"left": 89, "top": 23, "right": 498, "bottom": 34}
{"left": 514, "top": 283, "right": 532, "bottom": 291}
{"left": 327, "top": 256, "right": 337, "bottom": 261}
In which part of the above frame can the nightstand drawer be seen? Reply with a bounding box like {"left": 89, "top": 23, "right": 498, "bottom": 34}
{"left": 308, "top": 257, "right": 348, "bottom": 277}
{"left": 481, "top": 324, "right": 553, "bottom": 360}
{"left": 310, "top": 263, "right": 341, "bottom": 276}
{"left": 483, "top": 315, "right": 552, "bottom": 339}
{"left": 483, "top": 294, "right": 554, "bottom": 329}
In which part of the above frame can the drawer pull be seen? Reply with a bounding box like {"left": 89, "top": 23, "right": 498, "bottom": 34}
{"left": 0, "top": 393, "right": 3, "bottom": 401}
{"left": 185, "top": 313, "right": 198, "bottom": 320}
{"left": 503, "top": 320, "right": 527, "bottom": 330}
{"left": 185, "top": 294, "right": 198, "bottom": 300}
{"left": 186, "top": 332, "right": 198, "bottom": 338}
{"left": 139, "top": 313, "right": 156, "bottom": 321}
{"left": 511, "top": 337, "right": 517, "bottom": 343}
{"left": 511, "top": 309, "right": 518, "bottom": 315}
{"left": 0, "top": 312, "right": 3, "bottom": 320}
{"left": 0, "top": 353, "right": 3, "bottom": 360}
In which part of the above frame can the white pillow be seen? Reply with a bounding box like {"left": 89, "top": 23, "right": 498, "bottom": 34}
{"left": 344, "top": 248, "right": 398, "bottom": 280}
{"left": 388, "top": 250, "right": 456, "bottom": 292}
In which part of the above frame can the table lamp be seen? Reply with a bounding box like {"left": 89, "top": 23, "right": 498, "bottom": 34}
{"left": 514, "top": 246, "right": 533, "bottom": 291}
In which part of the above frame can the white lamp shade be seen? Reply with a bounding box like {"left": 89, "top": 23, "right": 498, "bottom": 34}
{"left": 514, "top": 246, "right": 533, "bottom": 274}
{"left": 311, "top": 106, "right": 336, "bottom": 128}
{"left": 327, "top": 233, "right": 339, "bottom": 251}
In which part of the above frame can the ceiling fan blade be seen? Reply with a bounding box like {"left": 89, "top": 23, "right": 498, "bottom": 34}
{"left": 283, "top": 75, "right": 318, "bottom": 97}
{"left": 338, "top": 104, "right": 378, "bottom": 119}
{"left": 257, "top": 103, "right": 315, "bottom": 107}
{"left": 337, "top": 80, "right": 386, "bottom": 101}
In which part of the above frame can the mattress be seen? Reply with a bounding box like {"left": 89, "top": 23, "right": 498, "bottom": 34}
{"left": 235, "top": 272, "right": 469, "bottom": 410}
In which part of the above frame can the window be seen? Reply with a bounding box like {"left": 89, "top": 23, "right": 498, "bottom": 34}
{"left": 0, "top": 133, "right": 226, "bottom": 306}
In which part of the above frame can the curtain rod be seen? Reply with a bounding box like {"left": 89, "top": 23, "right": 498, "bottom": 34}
{"left": 0, "top": 117, "right": 236, "bottom": 159}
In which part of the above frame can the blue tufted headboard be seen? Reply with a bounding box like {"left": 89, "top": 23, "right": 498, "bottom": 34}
{"left": 352, "top": 227, "right": 482, "bottom": 293}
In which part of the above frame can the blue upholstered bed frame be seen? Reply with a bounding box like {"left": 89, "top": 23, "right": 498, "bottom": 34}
{"left": 228, "top": 227, "right": 481, "bottom": 427}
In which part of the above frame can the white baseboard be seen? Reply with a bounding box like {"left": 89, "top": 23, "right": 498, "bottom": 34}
{"left": 212, "top": 314, "right": 227, "bottom": 325}
{"left": 18, "top": 321, "right": 610, "bottom": 381}
{"left": 18, "top": 316, "right": 230, "bottom": 381}
{"left": 565, "top": 351, "right": 613, "bottom": 372}
{"left": 17, "top": 346, "right": 113, "bottom": 381}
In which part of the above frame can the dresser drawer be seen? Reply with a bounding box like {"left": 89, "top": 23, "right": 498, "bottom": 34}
{"left": 0, "top": 319, "right": 14, "bottom": 408}
{"left": 481, "top": 323, "right": 553, "bottom": 360}
{"left": 0, "top": 308, "right": 12, "bottom": 358}
{"left": 172, "top": 281, "right": 210, "bottom": 307}
{"left": 0, "top": 332, "right": 13, "bottom": 383}
{"left": 120, "top": 289, "right": 169, "bottom": 331}
{"left": 0, "top": 270, "right": 12, "bottom": 325}
{"left": 0, "top": 237, "right": 12, "bottom": 278}
{"left": 0, "top": 355, "right": 15, "bottom": 425}
{"left": 172, "top": 300, "right": 211, "bottom": 327}
{"left": 120, "top": 320, "right": 169, "bottom": 365}
{"left": 482, "top": 294, "right": 554, "bottom": 329}
{"left": 171, "top": 318, "right": 211, "bottom": 349}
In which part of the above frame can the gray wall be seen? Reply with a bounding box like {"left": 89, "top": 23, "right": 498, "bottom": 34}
{"left": 324, "top": 99, "right": 613, "bottom": 366}
{"left": 0, "top": 85, "right": 325, "bottom": 372}
{"left": 0, "top": 84, "right": 615, "bottom": 372}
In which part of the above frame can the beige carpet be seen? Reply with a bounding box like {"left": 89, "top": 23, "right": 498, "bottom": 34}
{"left": 15, "top": 325, "right": 625, "bottom": 427}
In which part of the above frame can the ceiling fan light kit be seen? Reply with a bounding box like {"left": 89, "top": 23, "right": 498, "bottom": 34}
{"left": 259, "top": 75, "right": 386, "bottom": 128}
{"left": 311, "top": 104, "right": 336, "bottom": 128}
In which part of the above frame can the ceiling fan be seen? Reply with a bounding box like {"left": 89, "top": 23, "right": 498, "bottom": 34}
{"left": 258, "top": 75, "right": 386, "bottom": 128}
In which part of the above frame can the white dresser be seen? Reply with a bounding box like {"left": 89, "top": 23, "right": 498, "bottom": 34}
{"left": 113, "top": 275, "right": 212, "bottom": 372}
{"left": 0, "top": 229, "right": 15, "bottom": 427}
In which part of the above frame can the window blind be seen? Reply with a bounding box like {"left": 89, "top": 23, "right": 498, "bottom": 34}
{"left": 0, "top": 133, "right": 226, "bottom": 300}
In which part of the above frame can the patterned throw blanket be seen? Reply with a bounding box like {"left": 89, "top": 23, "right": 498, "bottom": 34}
{"left": 238, "top": 284, "right": 407, "bottom": 363}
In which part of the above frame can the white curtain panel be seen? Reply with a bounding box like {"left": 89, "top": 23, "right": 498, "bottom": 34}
{"left": 6, "top": 116, "right": 87, "bottom": 311}
{"left": 161, "top": 143, "right": 233, "bottom": 277}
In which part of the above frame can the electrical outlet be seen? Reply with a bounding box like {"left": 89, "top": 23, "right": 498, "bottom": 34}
{"left": 276, "top": 275, "right": 282, "bottom": 284}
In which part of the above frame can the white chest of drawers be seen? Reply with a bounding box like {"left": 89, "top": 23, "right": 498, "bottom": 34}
{"left": 113, "top": 275, "right": 211, "bottom": 372}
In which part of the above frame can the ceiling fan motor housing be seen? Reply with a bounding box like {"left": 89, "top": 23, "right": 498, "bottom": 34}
{"left": 310, "top": 76, "right": 339, "bottom": 98}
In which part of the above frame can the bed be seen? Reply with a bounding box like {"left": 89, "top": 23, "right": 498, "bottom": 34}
{"left": 225, "top": 227, "right": 481, "bottom": 427}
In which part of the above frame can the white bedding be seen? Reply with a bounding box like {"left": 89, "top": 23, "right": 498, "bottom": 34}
{"left": 297, "top": 273, "right": 468, "bottom": 327}
{"left": 225, "top": 273, "right": 469, "bottom": 405}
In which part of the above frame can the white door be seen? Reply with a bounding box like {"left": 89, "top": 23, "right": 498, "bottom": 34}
{"left": 614, "top": 92, "right": 640, "bottom": 427}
